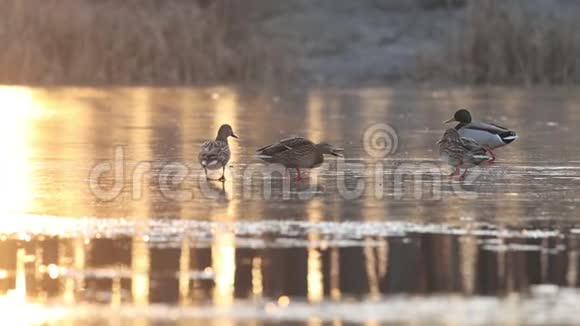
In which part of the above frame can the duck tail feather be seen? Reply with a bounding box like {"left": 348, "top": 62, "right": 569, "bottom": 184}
{"left": 202, "top": 160, "right": 219, "bottom": 167}
{"left": 256, "top": 144, "right": 272, "bottom": 153}
{"left": 499, "top": 131, "right": 518, "bottom": 144}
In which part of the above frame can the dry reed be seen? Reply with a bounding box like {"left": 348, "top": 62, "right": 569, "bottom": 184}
{"left": 419, "top": 0, "right": 580, "bottom": 84}
{"left": 0, "top": 0, "right": 287, "bottom": 85}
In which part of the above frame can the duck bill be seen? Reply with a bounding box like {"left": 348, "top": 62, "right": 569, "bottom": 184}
{"left": 443, "top": 117, "right": 456, "bottom": 124}
{"left": 231, "top": 132, "right": 239, "bottom": 139}
{"left": 330, "top": 148, "right": 344, "bottom": 157}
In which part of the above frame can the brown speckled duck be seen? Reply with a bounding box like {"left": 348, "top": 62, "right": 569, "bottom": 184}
{"left": 199, "top": 124, "right": 238, "bottom": 181}
{"left": 438, "top": 128, "right": 492, "bottom": 180}
{"left": 256, "top": 136, "right": 343, "bottom": 180}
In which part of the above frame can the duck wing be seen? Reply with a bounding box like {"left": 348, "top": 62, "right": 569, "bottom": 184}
{"left": 464, "top": 121, "right": 519, "bottom": 146}
{"left": 257, "top": 136, "right": 314, "bottom": 156}
{"left": 457, "top": 137, "right": 491, "bottom": 164}
{"left": 464, "top": 121, "right": 511, "bottom": 135}
{"left": 459, "top": 136, "right": 487, "bottom": 155}
{"left": 199, "top": 140, "right": 230, "bottom": 167}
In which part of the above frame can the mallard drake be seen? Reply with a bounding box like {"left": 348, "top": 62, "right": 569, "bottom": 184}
{"left": 199, "top": 124, "right": 238, "bottom": 181}
{"left": 256, "top": 136, "right": 343, "bottom": 180}
{"left": 438, "top": 128, "right": 492, "bottom": 180}
{"left": 444, "top": 109, "right": 518, "bottom": 161}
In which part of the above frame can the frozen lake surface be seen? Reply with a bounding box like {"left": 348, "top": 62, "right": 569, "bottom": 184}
{"left": 1, "top": 86, "right": 580, "bottom": 325}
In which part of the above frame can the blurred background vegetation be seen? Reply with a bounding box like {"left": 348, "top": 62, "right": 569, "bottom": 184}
{"left": 0, "top": 0, "right": 578, "bottom": 85}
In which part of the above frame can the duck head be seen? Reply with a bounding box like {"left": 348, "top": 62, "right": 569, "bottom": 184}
{"left": 216, "top": 124, "right": 238, "bottom": 141}
{"left": 444, "top": 109, "right": 472, "bottom": 124}
{"left": 316, "top": 142, "right": 344, "bottom": 157}
{"left": 437, "top": 128, "right": 461, "bottom": 144}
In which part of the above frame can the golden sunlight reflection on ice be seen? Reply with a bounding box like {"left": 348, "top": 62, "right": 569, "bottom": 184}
{"left": 0, "top": 87, "right": 45, "bottom": 215}
{"left": 0, "top": 249, "right": 66, "bottom": 326}
{"left": 307, "top": 200, "right": 324, "bottom": 303}
{"left": 0, "top": 85, "right": 571, "bottom": 325}
{"left": 210, "top": 88, "right": 239, "bottom": 310}
{"left": 0, "top": 87, "right": 62, "bottom": 325}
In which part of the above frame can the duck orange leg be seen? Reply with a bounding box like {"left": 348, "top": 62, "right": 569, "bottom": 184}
{"left": 295, "top": 168, "right": 303, "bottom": 181}
{"left": 449, "top": 167, "right": 460, "bottom": 177}
{"left": 486, "top": 147, "right": 496, "bottom": 163}
{"left": 459, "top": 168, "right": 469, "bottom": 181}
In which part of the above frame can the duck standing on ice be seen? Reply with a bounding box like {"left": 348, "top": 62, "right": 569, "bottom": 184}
{"left": 445, "top": 109, "right": 518, "bottom": 162}
{"left": 199, "top": 124, "right": 238, "bottom": 182}
{"left": 438, "top": 128, "right": 493, "bottom": 180}
{"left": 256, "top": 136, "right": 343, "bottom": 181}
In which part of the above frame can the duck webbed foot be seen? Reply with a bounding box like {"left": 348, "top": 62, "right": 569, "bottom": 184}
{"left": 485, "top": 147, "right": 496, "bottom": 163}
{"left": 217, "top": 167, "right": 226, "bottom": 182}
{"left": 458, "top": 169, "right": 470, "bottom": 181}
{"left": 449, "top": 167, "right": 460, "bottom": 177}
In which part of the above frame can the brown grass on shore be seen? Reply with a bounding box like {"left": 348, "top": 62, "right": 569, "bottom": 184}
{"left": 0, "top": 0, "right": 288, "bottom": 85}
{"left": 419, "top": 0, "right": 580, "bottom": 85}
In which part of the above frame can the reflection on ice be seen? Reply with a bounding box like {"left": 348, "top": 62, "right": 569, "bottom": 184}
{"left": 0, "top": 215, "right": 563, "bottom": 246}
{"left": 0, "top": 86, "right": 580, "bottom": 323}
{"left": 0, "top": 213, "right": 576, "bottom": 321}
{"left": 8, "top": 286, "right": 580, "bottom": 325}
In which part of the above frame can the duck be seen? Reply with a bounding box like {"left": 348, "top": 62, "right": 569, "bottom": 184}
{"left": 199, "top": 124, "right": 238, "bottom": 181}
{"left": 256, "top": 136, "right": 343, "bottom": 181}
{"left": 444, "top": 109, "right": 518, "bottom": 161}
{"left": 438, "top": 128, "right": 492, "bottom": 180}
